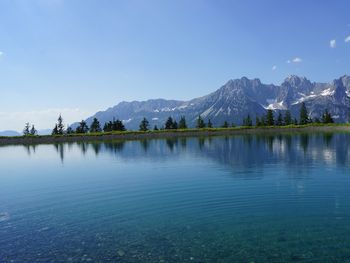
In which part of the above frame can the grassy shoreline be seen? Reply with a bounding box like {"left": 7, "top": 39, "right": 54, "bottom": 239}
{"left": 1, "top": 124, "right": 350, "bottom": 146}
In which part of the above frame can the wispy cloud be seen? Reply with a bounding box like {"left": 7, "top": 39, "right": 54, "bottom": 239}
{"left": 330, "top": 39, "right": 336, "bottom": 48}
{"left": 287, "top": 57, "right": 302, "bottom": 64}
{"left": 272, "top": 65, "right": 277, "bottom": 71}
{"left": 345, "top": 35, "right": 350, "bottom": 43}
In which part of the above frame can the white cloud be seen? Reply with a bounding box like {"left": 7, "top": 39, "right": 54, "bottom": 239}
{"left": 345, "top": 35, "right": 350, "bottom": 43}
{"left": 330, "top": 39, "right": 336, "bottom": 48}
{"left": 287, "top": 57, "right": 302, "bottom": 64}
{"left": 0, "top": 108, "right": 93, "bottom": 131}
{"left": 292, "top": 57, "right": 302, "bottom": 63}
{"left": 272, "top": 65, "right": 277, "bottom": 71}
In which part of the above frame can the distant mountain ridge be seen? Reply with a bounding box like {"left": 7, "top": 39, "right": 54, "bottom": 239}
{"left": 72, "top": 75, "right": 350, "bottom": 130}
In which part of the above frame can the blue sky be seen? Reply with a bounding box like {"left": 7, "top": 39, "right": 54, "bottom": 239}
{"left": 0, "top": 0, "right": 350, "bottom": 130}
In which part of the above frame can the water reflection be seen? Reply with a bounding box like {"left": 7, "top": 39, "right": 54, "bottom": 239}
{"left": 26, "top": 133, "right": 350, "bottom": 169}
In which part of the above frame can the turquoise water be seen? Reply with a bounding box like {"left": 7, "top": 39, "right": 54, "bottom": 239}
{"left": 1, "top": 134, "right": 350, "bottom": 262}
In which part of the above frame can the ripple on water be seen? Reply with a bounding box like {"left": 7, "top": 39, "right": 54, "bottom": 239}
{"left": 0, "top": 212, "right": 10, "bottom": 222}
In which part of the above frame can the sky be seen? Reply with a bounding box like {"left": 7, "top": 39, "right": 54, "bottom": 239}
{"left": 0, "top": 0, "right": 350, "bottom": 131}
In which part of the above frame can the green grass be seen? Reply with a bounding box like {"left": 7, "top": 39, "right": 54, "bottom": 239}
{"left": 1, "top": 123, "right": 349, "bottom": 140}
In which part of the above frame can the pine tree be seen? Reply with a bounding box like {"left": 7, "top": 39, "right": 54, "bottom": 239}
{"left": 284, "top": 110, "right": 292, "bottom": 125}
{"left": 299, "top": 102, "right": 309, "bottom": 125}
{"left": 153, "top": 125, "right": 159, "bottom": 131}
{"left": 266, "top": 110, "right": 274, "bottom": 126}
{"left": 76, "top": 120, "right": 89, "bottom": 133}
{"left": 207, "top": 119, "right": 213, "bottom": 128}
{"left": 30, "top": 125, "right": 37, "bottom": 135}
{"left": 57, "top": 115, "right": 64, "bottom": 135}
{"left": 165, "top": 117, "right": 174, "bottom": 129}
{"left": 52, "top": 124, "right": 58, "bottom": 135}
{"left": 172, "top": 120, "right": 178, "bottom": 129}
{"left": 276, "top": 112, "right": 283, "bottom": 126}
{"left": 178, "top": 116, "right": 187, "bottom": 129}
{"left": 243, "top": 114, "right": 252, "bottom": 126}
{"left": 23, "top": 122, "right": 30, "bottom": 136}
{"left": 66, "top": 126, "right": 73, "bottom": 134}
{"left": 222, "top": 121, "right": 229, "bottom": 128}
{"left": 196, "top": 115, "right": 205, "bottom": 128}
{"left": 90, "top": 118, "right": 102, "bottom": 133}
{"left": 255, "top": 116, "right": 261, "bottom": 127}
{"left": 321, "top": 109, "right": 334, "bottom": 124}
{"left": 139, "top": 117, "right": 149, "bottom": 131}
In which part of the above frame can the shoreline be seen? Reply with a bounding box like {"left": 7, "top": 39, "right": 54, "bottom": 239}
{"left": 1, "top": 124, "right": 350, "bottom": 146}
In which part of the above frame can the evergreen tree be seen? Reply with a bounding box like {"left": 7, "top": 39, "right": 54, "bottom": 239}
{"left": 260, "top": 115, "right": 266, "bottom": 126}
{"left": 266, "top": 110, "right": 274, "bottom": 126}
{"left": 139, "top": 117, "right": 149, "bottom": 131}
{"left": 76, "top": 120, "right": 89, "bottom": 134}
{"left": 276, "top": 112, "right": 283, "bottom": 126}
{"left": 172, "top": 120, "right": 178, "bottom": 129}
{"left": 284, "top": 110, "right": 292, "bottom": 125}
{"left": 178, "top": 116, "right": 187, "bottom": 129}
{"left": 57, "top": 115, "right": 65, "bottom": 135}
{"left": 231, "top": 123, "right": 236, "bottom": 128}
{"left": 321, "top": 109, "right": 334, "bottom": 124}
{"left": 255, "top": 116, "right": 261, "bottom": 127}
{"left": 23, "top": 122, "right": 30, "bottom": 136}
{"left": 165, "top": 117, "right": 174, "bottom": 129}
{"left": 207, "top": 119, "right": 213, "bottom": 128}
{"left": 293, "top": 118, "right": 298, "bottom": 125}
{"left": 196, "top": 115, "right": 205, "bottom": 128}
{"left": 30, "top": 125, "right": 37, "bottom": 135}
{"left": 66, "top": 126, "right": 73, "bottom": 134}
{"left": 153, "top": 125, "right": 159, "bottom": 131}
{"left": 313, "top": 117, "right": 321, "bottom": 123}
{"left": 299, "top": 102, "right": 309, "bottom": 125}
{"left": 52, "top": 124, "right": 58, "bottom": 135}
{"left": 222, "top": 121, "right": 229, "bottom": 128}
{"left": 243, "top": 114, "right": 252, "bottom": 126}
{"left": 90, "top": 118, "right": 102, "bottom": 133}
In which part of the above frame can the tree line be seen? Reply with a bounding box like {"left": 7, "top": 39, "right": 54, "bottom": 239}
{"left": 22, "top": 102, "right": 335, "bottom": 135}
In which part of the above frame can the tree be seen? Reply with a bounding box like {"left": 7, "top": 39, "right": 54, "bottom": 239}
{"left": 266, "top": 110, "right": 274, "bottom": 126}
{"left": 153, "top": 125, "right": 159, "bottom": 131}
{"left": 321, "top": 109, "right": 334, "bottom": 124}
{"left": 23, "top": 122, "right": 30, "bottom": 136}
{"left": 207, "top": 119, "right": 213, "bottom": 128}
{"left": 139, "top": 117, "right": 149, "bottom": 131}
{"left": 57, "top": 115, "right": 64, "bottom": 135}
{"left": 66, "top": 126, "right": 74, "bottom": 134}
{"left": 172, "top": 120, "right": 178, "bottom": 129}
{"left": 243, "top": 114, "right": 252, "bottom": 126}
{"left": 299, "top": 102, "right": 309, "bottom": 125}
{"left": 313, "top": 117, "right": 321, "bottom": 123}
{"left": 90, "top": 118, "right": 102, "bottom": 133}
{"left": 196, "top": 115, "right": 205, "bottom": 128}
{"left": 52, "top": 124, "right": 58, "bottom": 135}
{"left": 103, "top": 119, "right": 126, "bottom": 132}
{"left": 30, "top": 125, "right": 37, "bottom": 135}
{"left": 293, "top": 118, "right": 298, "bottom": 125}
{"left": 255, "top": 116, "right": 261, "bottom": 127}
{"left": 178, "top": 116, "right": 187, "bottom": 129}
{"left": 284, "top": 110, "right": 292, "bottom": 125}
{"left": 165, "top": 117, "right": 174, "bottom": 129}
{"left": 276, "top": 112, "right": 283, "bottom": 126}
{"left": 76, "top": 120, "right": 89, "bottom": 134}
{"left": 222, "top": 121, "right": 229, "bottom": 128}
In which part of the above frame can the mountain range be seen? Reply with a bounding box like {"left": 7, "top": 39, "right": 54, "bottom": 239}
{"left": 72, "top": 75, "right": 350, "bottom": 130}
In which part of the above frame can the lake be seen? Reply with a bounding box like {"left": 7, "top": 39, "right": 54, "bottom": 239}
{"left": 1, "top": 133, "right": 350, "bottom": 262}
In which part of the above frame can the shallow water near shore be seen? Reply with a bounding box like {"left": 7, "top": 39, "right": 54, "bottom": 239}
{"left": 1, "top": 133, "right": 350, "bottom": 262}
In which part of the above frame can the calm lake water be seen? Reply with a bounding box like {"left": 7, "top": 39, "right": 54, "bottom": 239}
{"left": 1, "top": 133, "right": 350, "bottom": 262}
